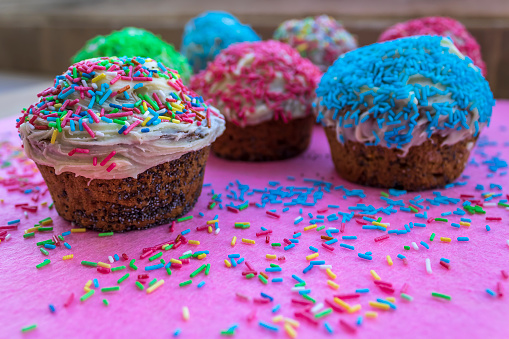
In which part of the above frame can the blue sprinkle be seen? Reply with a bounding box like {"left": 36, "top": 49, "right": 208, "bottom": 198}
{"left": 309, "top": 246, "right": 318, "bottom": 252}
{"left": 358, "top": 253, "right": 372, "bottom": 260}
{"left": 420, "top": 241, "right": 430, "bottom": 249}
{"left": 340, "top": 243, "right": 355, "bottom": 250}
{"left": 63, "top": 242, "right": 71, "bottom": 249}
{"left": 342, "top": 236, "right": 357, "bottom": 240}
{"left": 7, "top": 219, "right": 20, "bottom": 225}
{"left": 486, "top": 225, "right": 491, "bottom": 231}
{"left": 272, "top": 304, "right": 281, "bottom": 313}
{"left": 259, "top": 321, "right": 279, "bottom": 332}
{"left": 62, "top": 231, "right": 71, "bottom": 236}
{"left": 284, "top": 244, "right": 295, "bottom": 251}
{"left": 325, "top": 239, "right": 338, "bottom": 245}
{"left": 397, "top": 254, "right": 406, "bottom": 260}
{"left": 197, "top": 281, "right": 205, "bottom": 288}
{"left": 457, "top": 237, "right": 469, "bottom": 241}
{"left": 145, "top": 263, "right": 164, "bottom": 271}
{"left": 272, "top": 278, "right": 283, "bottom": 283}
{"left": 292, "top": 275, "right": 304, "bottom": 283}
{"left": 44, "top": 244, "right": 56, "bottom": 249}
{"left": 173, "top": 328, "right": 181, "bottom": 336}
{"left": 261, "top": 292, "right": 274, "bottom": 301}
{"left": 303, "top": 264, "right": 314, "bottom": 274}
{"left": 114, "top": 254, "right": 120, "bottom": 261}
{"left": 181, "top": 229, "right": 191, "bottom": 235}
{"left": 93, "top": 279, "right": 99, "bottom": 288}
{"left": 293, "top": 232, "right": 302, "bottom": 238}
{"left": 486, "top": 289, "right": 497, "bottom": 297}
{"left": 356, "top": 288, "right": 370, "bottom": 293}
{"left": 228, "top": 254, "right": 240, "bottom": 258}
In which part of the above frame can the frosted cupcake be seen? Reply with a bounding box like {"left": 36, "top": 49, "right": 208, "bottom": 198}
{"left": 17, "top": 56, "right": 225, "bottom": 231}
{"left": 191, "top": 40, "right": 321, "bottom": 161}
{"left": 316, "top": 36, "right": 494, "bottom": 191}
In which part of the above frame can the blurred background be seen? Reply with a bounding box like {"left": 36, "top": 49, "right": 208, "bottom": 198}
{"left": 0, "top": 0, "right": 508, "bottom": 117}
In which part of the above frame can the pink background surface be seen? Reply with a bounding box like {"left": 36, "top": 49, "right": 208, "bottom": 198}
{"left": 1, "top": 101, "right": 508, "bottom": 339}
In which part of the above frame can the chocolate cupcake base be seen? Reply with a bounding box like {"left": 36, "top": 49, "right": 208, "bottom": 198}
{"left": 37, "top": 147, "right": 210, "bottom": 232}
{"left": 325, "top": 127, "right": 476, "bottom": 191}
{"left": 212, "top": 115, "right": 314, "bottom": 161}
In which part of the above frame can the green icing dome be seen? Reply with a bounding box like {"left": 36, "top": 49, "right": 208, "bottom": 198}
{"left": 72, "top": 27, "right": 192, "bottom": 82}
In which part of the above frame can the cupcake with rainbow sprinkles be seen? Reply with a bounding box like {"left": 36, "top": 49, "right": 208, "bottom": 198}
{"left": 17, "top": 56, "right": 225, "bottom": 232}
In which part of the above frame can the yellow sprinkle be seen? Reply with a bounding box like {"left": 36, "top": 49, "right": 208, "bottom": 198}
{"left": 141, "top": 116, "right": 151, "bottom": 127}
{"left": 70, "top": 228, "right": 86, "bottom": 233}
{"left": 85, "top": 280, "right": 92, "bottom": 288}
{"left": 304, "top": 224, "right": 317, "bottom": 231}
{"left": 40, "top": 220, "right": 53, "bottom": 226}
{"left": 197, "top": 254, "right": 207, "bottom": 260}
{"left": 170, "top": 259, "right": 182, "bottom": 265}
{"left": 272, "top": 315, "right": 284, "bottom": 323}
{"left": 325, "top": 268, "right": 337, "bottom": 280}
{"left": 306, "top": 253, "right": 319, "bottom": 260}
{"left": 266, "top": 254, "right": 277, "bottom": 260}
{"left": 25, "top": 227, "right": 39, "bottom": 233}
{"left": 182, "top": 306, "right": 190, "bottom": 321}
{"left": 50, "top": 130, "right": 58, "bottom": 144}
{"left": 241, "top": 238, "right": 255, "bottom": 244}
{"left": 207, "top": 226, "right": 213, "bottom": 233}
{"left": 159, "top": 116, "right": 172, "bottom": 120}
{"left": 206, "top": 219, "right": 219, "bottom": 224}
{"left": 372, "top": 221, "right": 388, "bottom": 228}
{"left": 440, "top": 237, "right": 452, "bottom": 243}
{"left": 333, "top": 297, "right": 351, "bottom": 311}
{"left": 84, "top": 286, "right": 91, "bottom": 293}
{"left": 231, "top": 236, "right": 237, "bottom": 247}
{"left": 142, "top": 101, "right": 148, "bottom": 112}
{"left": 183, "top": 94, "right": 191, "bottom": 101}
{"left": 370, "top": 269, "right": 381, "bottom": 281}
{"left": 146, "top": 279, "right": 164, "bottom": 294}
{"left": 387, "top": 255, "right": 393, "bottom": 266}
{"left": 327, "top": 280, "right": 339, "bottom": 290}
{"left": 63, "top": 254, "right": 74, "bottom": 260}
{"left": 188, "top": 240, "right": 200, "bottom": 245}
{"left": 284, "top": 323, "right": 297, "bottom": 339}
{"left": 284, "top": 318, "right": 300, "bottom": 328}
{"left": 459, "top": 221, "right": 471, "bottom": 227}
{"left": 369, "top": 301, "right": 391, "bottom": 310}
{"left": 224, "top": 259, "right": 232, "bottom": 268}
{"left": 97, "top": 262, "right": 111, "bottom": 268}
{"left": 41, "top": 202, "right": 47, "bottom": 206}
{"left": 365, "top": 311, "right": 378, "bottom": 318}
{"left": 171, "top": 119, "right": 181, "bottom": 124}
{"left": 348, "top": 304, "right": 362, "bottom": 313}
{"left": 91, "top": 73, "right": 106, "bottom": 83}
{"left": 484, "top": 192, "right": 494, "bottom": 198}
{"left": 386, "top": 297, "right": 396, "bottom": 303}
{"left": 54, "top": 104, "right": 62, "bottom": 108}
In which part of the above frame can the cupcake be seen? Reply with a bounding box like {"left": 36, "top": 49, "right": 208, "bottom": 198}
{"left": 316, "top": 36, "right": 494, "bottom": 191}
{"left": 181, "top": 11, "right": 261, "bottom": 73}
{"left": 191, "top": 40, "right": 321, "bottom": 161}
{"left": 72, "top": 27, "right": 192, "bottom": 82}
{"left": 273, "top": 15, "right": 357, "bottom": 72}
{"left": 17, "top": 56, "right": 225, "bottom": 231}
{"left": 378, "top": 17, "right": 486, "bottom": 75}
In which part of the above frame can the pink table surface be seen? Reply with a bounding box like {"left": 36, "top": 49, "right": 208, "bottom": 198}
{"left": 1, "top": 101, "right": 508, "bottom": 339}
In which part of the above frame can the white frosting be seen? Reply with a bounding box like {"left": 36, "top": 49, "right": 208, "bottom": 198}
{"left": 19, "top": 59, "right": 225, "bottom": 180}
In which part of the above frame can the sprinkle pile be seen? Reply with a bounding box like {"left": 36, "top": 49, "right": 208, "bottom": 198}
{"left": 378, "top": 16, "right": 487, "bottom": 75}
{"left": 316, "top": 35, "right": 495, "bottom": 148}
{"left": 191, "top": 40, "right": 322, "bottom": 126}
{"left": 273, "top": 15, "right": 357, "bottom": 71}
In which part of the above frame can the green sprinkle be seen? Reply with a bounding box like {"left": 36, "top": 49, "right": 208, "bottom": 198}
{"left": 179, "top": 253, "right": 193, "bottom": 260}
{"left": 314, "top": 308, "right": 333, "bottom": 318}
{"left": 38, "top": 227, "right": 53, "bottom": 232}
{"left": 179, "top": 280, "right": 193, "bottom": 287}
{"left": 21, "top": 324, "right": 37, "bottom": 333}
{"left": 258, "top": 275, "right": 268, "bottom": 285}
{"left": 160, "top": 259, "right": 166, "bottom": 265}
{"left": 435, "top": 218, "right": 448, "bottom": 222}
{"left": 380, "top": 191, "right": 389, "bottom": 198}
{"left": 498, "top": 202, "right": 509, "bottom": 208}
{"left": 269, "top": 263, "right": 280, "bottom": 268}
{"left": 166, "top": 267, "right": 172, "bottom": 276}
{"left": 404, "top": 245, "right": 410, "bottom": 250}
{"left": 36, "top": 259, "right": 50, "bottom": 269}
{"left": 98, "top": 232, "right": 114, "bottom": 237}
{"left": 271, "top": 243, "right": 281, "bottom": 247}
{"left": 246, "top": 273, "right": 255, "bottom": 279}
{"left": 36, "top": 239, "right": 54, "bottom": 246}
{"left": 177, "top": 215, "right": 193, "bottom": 223}
{"left": 81, "top": 261, "right": 98, "bottom": 267}
{"left": 111, "top": 266, "right": 126, "bottom": 272}
{"left": 409, "top": 206, "right": 418, "bottom": 213}
{"left": 474, "top": 205, "right": 486, "bottom": 214}
{"left": 80, "top": 290, "right": 95, "bottom": 302}
{"left": 23, "top": 232, "right": 35, "bottom": 238}
{"left": 40, "top": 248, "right": 49, "bottom": 256}
{"left": 102, "top": 299, "right": 109, "bottom": 306}
{"left": 149, "top": 252, "right": 163, "bottom": 261}
{"left": 220, "top": 330, "right": 235, "bottom": 336}
{"left": 57, "top": 235, "right": 65, "bottom": 241}
{"left": 112, "top": 119, "right": 126, "bottom": 125}
{"left": 295, "top": 282, "right": 306, "bottom": 287}
{"left": 431, "top": 292, "right": 451, "bottom": 300}
{"left": 48, "top": 202, "right": 54, "bottom": 209}
{"left": 205, "top": 263, "right": 211, "bottom": 276}
{"left": 129, "top": 259, "right": 138, "bottom": 270}
{"left": 301, "top": 293, "right": 316, "bottom": 303}
{"left": 72, "top": 67, "right": 77, "bottom": 78}
{"left": 163, "top": 244, "right": 174, "bottom": 251}
{"left": 238, "top": 203, "right": 249, "bottom": 211}
{"left": 430, "top": 233, "right": 436, "bottom": 241}
{"left": 190, "top": 264, "right": 207, "bottom": 278}
{"left": 149, "top": 278, "right": 158, "bottom": 286}
{"left": 117, "top": 273, "right": 130, "bottom": 284}
{"left": 316, "top": 226, "right": 325, "bottom": 231}
{"left": 208, "top": 202, "right": 216, "bottom": 209}
{"left": 400, "top": 293, "right": 413, "bottom": 301}
{"left": 135, "top": 281, "right": 145, "bottom": 290}
{"left": 101, "top": 286, "right": 120, "bottom": 292}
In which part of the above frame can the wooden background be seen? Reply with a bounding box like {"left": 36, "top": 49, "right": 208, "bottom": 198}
{"left": 1, "top": 0, "right": 508, "bottom": 97}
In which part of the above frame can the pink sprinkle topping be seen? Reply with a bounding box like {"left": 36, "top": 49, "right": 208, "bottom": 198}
{"left": 100, "top": 151, "right": 116, "bottom": 166}
{"left": 106, "top": 163, "right": 116, "bottom": 172}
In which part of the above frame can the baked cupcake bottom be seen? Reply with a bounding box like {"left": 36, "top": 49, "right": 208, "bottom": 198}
{"left": 212, "top": 115, "right": 314, "bottom": 161}
{"left": 325, "top": 127, "right": 476, "bottom": 191}
{"left": 37, "top": 147, "right": 210, "bottom": 232}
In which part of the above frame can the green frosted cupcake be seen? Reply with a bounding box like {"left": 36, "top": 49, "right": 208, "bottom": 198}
{"left": 72, "top": 27, "right": 192, "bottom": 82}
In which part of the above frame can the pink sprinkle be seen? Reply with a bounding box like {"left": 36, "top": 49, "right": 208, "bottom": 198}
{"left": 322, "top": 243, "right": 334, "bottom": 251}
{"left": 93, "top": 157, "right": 97, "bottom": 166}
{"left": 87, "top": 109, "right": 100, "bottom": 123}
{"left": 339, "top": 319, "right": 357, "bottom": 334}
{"left": 132, "top": 77, "right": 152, "bottom": 81}
{"left": 106, "top": 163, "right": 116, "bottom": 172}
{"left": 68, "top": 149, "right": 76, "bottom": 156}
{"left": 63, "top": 293, "right": 74, "bottom": 308}
{"left": 75, "top": 148, "right": 89, "bottom": 153}
{"left": 502, "top": 270, "right": 509, "bottom": 279}
{"left": 340, "top": 223, "right": 345, "bottom": 233}
{"left": 374, "top": 234, "right": 389, "bottom": 242}
{"left": 266, "top": 211, "right": 280, "bottom": 219}
{"left": 110, "top": 74, "right": 121, "bottom": 85}
{"left": 401, "top": 283, "right": 410, "bottom": 294}
{"left": 100, "top": 151, "right": 116, "bottom": 166}
{"left": 123, "top": 120, "right": 141, "bottom": 135}
{"left": 82, "top": 121, "right": 95, "bottom": 138}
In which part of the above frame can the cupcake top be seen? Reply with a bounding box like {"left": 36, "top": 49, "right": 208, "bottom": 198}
{"left": 72, "top": 27, "right": 192, "bottom": 82}
{"left": 273, "top": 15, "right": 357, "bottom": 71}
{"left": 316, "top": 36, "right": 494, "bottom": 154}
{"left": 181, "top": 11, "right": 261, "bottom": 73}
{"left": 378, "top": 17, "right": 487, "bottom": 75}
{"left": 17, "top": 56, "right": 225, "bottom": 180}
{"left": 191, "top": 40, "right": 321, "bottom": 127}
